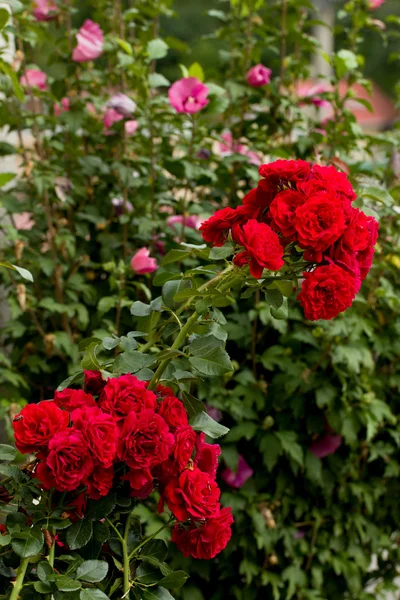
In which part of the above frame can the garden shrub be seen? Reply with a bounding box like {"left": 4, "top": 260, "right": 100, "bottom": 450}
{"left": 0, "top": 0, "right": 400, "bottom": 598}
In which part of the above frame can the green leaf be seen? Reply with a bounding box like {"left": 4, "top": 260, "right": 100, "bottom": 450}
{"left": 112, "top": 351, "right": 154, "bottom": 374}
{"left": 159, "top": 570, "right": 189, "bottom": 589}
{"left": 149, "top": 73, "right": 170, "bottom": 88}
{"left": 139, "top": 539, "right": 168, "bottom": 564}
{"left": 131, "top": 301, "right": 152, "bottom": 317}
{"left": 0, "top": 261, "right": 33, "bottom": 282}
{"left": 209, "top": 244, "right": 234, "bottom": 260}
{"left": 270, "top": 298, "right": 288, "bottom": 320}
{"left": 190, "top": 411, "right": 229, "bottom": 439}
{"left": 143, "top": 587, "right": 175, "bottom": 600}
{"left": 102, "top": 336, "right": 120, "bottom": 350}
{"left": 80, "top": 590, "right": 110, "bottom": 600}
{"left": 163, "top": 279, "right": 192, "bottom": 310}
{"left": 76, "top": 560, "right": 108, "bottom": 583}
{"left": 259, "top": 433, "right": 282, "bottom": 472}
{"left": 0, "top": 173, "right": 15, "bottom": 187}
{"left": 0, "top": 444, "right": 16, "bottom": 462}
{"left": 0, "top": 533, "right": 11, "bottom": 547}
{"left": 66, "top": 520, "right": 93, "bottom": 550}
{"left": 116, "top": 38, "right": 132, "bottom": 55}
{"left": 34, "top": 581, "right": 54, "bottom": 593}
{"left": 147, "top": 38, "right": 169, "bottom": 61}
{"left": 361, "top": 186, "right": 393, "bottom": 207}
{"left": 136, "top": 563, "right": 163, "bottom": 585}
{"left": 160, "top": 249, "right": 191, "bottom": 266}
{"left": 305, "top": 450, "right": 322, "bottom": 485}
{"left": 55, "top": 576, "right": 82, "bottom": 592}
{"left": 85, "top": 493, "right": 116, "bottom": 521}
{"left": 189, "top": 336, "right": 233, "bottom": 377}
{"left": 0, "top": 59, "right": 25, "bottom": 102}
{"left": 334, "top": 49, "right": 358, "bottom": 77}
{"left": 37, "top": 561, "right": 54, "bottom": 583}
{"left": 188, "top": 62, "right": 204, "bottom": 81}
{"left": 56, "top": 371, "right": 84, "bottom": 391}
{"left": 275, "top": 431, "right": 303, "bottom": 466}
{"left": 0, "top": 8, "right": 9, "bottom": 30}
{"left": 11, "top": 527, "right": 44, "bottom": 558}
{"left": 181, "top": 391, "right": 205, "bottom": 418}
{"left": 264, "top": 288, "right": 283, "bottom": 309}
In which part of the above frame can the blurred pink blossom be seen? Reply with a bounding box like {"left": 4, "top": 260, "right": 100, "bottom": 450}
{"left": 167, "top": 215, "right": 202, "bottom": 230}
{"left": 206, "top": 404, "right": 222, "bottom": 422}
{"left": 14, "top": 213, "right": 34, "bottom": 230}
{"left": 72, "top": 20, "right": 104, "bottom": 63}
{"left": 103, "top": 108, "right": 124, "bottom": 131}
{"left": 221, "top": 455, "right": 253, "bottom": 489}
{"left": 219, "top": 132, "right": 262, "bottom": 166}
{"left": 369, "top": 0, "right": 385, "bottom": 8}
{"left": 310, "top": 433, "right": 342, "bottom": 458}
{"left": 86, "top": 102, "right": 97, "bottom": 115}
{"left": 246, "top": 64, "right": 272, "bottom": 87}
{"left": 107, "top": 93, "right": 136, "bottom": 117}
{"left": 125, "top": 120, "right": 139, "bottom": 135}
{"left": 168, "top": 77, "right": 209, "bottom": 114}
{"left": 297, "top": 82, "right": 330, "bottom": 107}
{"left": 130, "top": 247, "right": 158, "bottom": 274}
{"left": 112, "top": 198, "right": 133, "bottom": 215}
{"left": 54, "top": 97, "right": 70, "bottom": 117}
{"left": 20, "top": 69, "right": 47, "bottom": 91}
{"left": 33, "top": 0, "right": 57, "bottom": 21}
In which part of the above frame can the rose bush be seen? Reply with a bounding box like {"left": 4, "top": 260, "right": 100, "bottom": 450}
{"left": 0, "top": 0, "right": 399, "bottom": 599}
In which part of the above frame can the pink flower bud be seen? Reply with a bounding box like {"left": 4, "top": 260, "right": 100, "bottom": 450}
{"left": 246, "top": 64, "right": 272, "bottom": 87}
{"left": 33, "top": 0, "right": 57, "bottom": 21}
{"left": 130, "top": 247, "right": 158, "bottom": 274}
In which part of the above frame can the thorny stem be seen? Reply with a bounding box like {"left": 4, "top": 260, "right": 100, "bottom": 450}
{"left": 9, "top": 557, "right": 29, "bottom": 600}
{"left": 122, "top": 513, "right": 132, "bottom": 596}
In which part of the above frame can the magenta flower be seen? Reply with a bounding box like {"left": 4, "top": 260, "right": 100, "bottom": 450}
{"left": 72, "top": 20, "right": 104, "bottom": 63}
{"left": 20, "top": 69, "right": 47, "bottom": 91}
{"left": 297, "top": 82, "right": 330, "bottom": 108}
{"left": 369, "top": 0, "right": 385, "bottom": 8}
{"left": 167, "top": 215, "right": 202, "bottom": 230}
{"left": 168, "top": 77, "right": 209, "bottom": 114}
{"left": 219, "top": 132, "right": 262, "bottom": 166}
{"left": 103, "top": 108, "right": 124, "bottom": 131}
{"left": 107, "top": 93, "right": 136, "bottom": 117}
{"left": 221, "top": 455, "right": 253, "bottom": 489}
{"left": 54, "top": 97, "right": 70, "bottom": 117}
{"left": 33, "top": 0, "right": 57, "bottom": 21}
{"left": 125, "top": 120, "right": 139, "bottom": 136}
{"left": 309, "top": 434, "right": 342, "bottom": 459}
{"left": 246, "top": 64, "right": 272, "bottom": 87}
{"left": 206, "top": 404, "right": 223, "bottom": 422}
{"left": 130, "top": 248, "right": 158, "bottom": 274}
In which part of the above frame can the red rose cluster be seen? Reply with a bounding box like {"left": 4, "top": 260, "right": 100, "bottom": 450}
{"left": 12, "top": 371, "right": 233, "bottom": 560}
{"left": 200, "top": 159, "right": 379, "bottom": 320}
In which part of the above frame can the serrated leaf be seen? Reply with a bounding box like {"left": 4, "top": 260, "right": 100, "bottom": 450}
{"left": 159, "top": 570, "right": 189, "bottom": 589}
{"left": 85, "top": 493, "right": 116, "bottom": 521}
{"left": 182, "top": 391, "right": 205, "bottom": 418}
{"left": 34, "top": 581, "right": 53, "bottom": 593}
{"left": 163, "top": 279, "right": 192, "bottom": 310}
{"left": 37, "top": 561, "right": 54, "bottom": 583}
{"left": 102, "top": 336, "right": 120, "bottom": 350}
{"left": 66, "top": 520, "right": 93, "bottom": 550}
{"left": 190, "top": 411, "right": 229, "bottom": 439}
{"left": 112, "top": 351, "right": 154, "bottom": 374}
{"left": 55, "top": 575, "right": 82, "bottom": 591}
{"left": 11, "top": 527, "right": 44, "bottom": 558}
{"left": 80, "top": 590, "right": 110, "bottom": 600}
{"left": 0, "top": 444, "right": 16, "bottom": 462}
{"left": 264, "top": 288, "right": 283, "bottom": 309}
{"left": 189, "top": 336, "right": 232, "bottom": 377}
{"left": 131, "top": 301, "right": 152, "bottom": 317}
{"left": 143, "top": 587, "right": 175, "bottom": 600}
{"left": 209, "top": 244, "right": 234, "bottom": 260}
{"left": 76, "top": 560, "right": 108, "bottom": 583}
{"left": 160, "top": 249, "right": 191, "bottom": 266}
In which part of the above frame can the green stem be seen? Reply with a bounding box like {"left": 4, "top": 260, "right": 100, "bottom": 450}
{"left": 9, "top": 557, "right": 29, "bottom": 600}
{"left": 128, "top": 520, "right": 172, "bottom": 561}
{"left": 148, "top": 311, "right": 199, "bottom": 389}
{"left": 122, "top": 514, "right": 132, "bottom": 597}
{"left": 48, "top": 540, "right": 55, "bottom": 567}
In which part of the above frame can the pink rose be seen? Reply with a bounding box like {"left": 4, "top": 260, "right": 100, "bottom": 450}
{"left": 246, "top": 64, "right": 272, "bottom": 87}
{"left": 221, "top": 455, "right": 253, "bottom": 489}
{"left": 72, "top": 20, "right": 104, "bottom": 63}
{"left": 20, "top": 69, "right": 47, "bottom": 91}
{"left": 54, "top": 97, "right": 70, "bottom": 117}
{"left": 130, "top": 247, "right": 158, "bottom": 274}
{"left": 103, "top": 108, "right": 124, "bottom": 131}
{"left": 168, "top": 77, "right": 209, "bottom": 114}
{"left": 33, "top": 0, "right": 57, "bottom": 21}
{"left": 167, "top": 215, "right": 202, "bottom": 230}
{"left": 125, "top": 120, "right": 139, "bottom": 135}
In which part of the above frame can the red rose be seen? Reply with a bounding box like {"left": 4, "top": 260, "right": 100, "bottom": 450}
{"left": 163, "top": 467, "right": 220, "bottom": 521}
{"left": 84, "top": 370, "right": 106, "bottom": 395}
{"left": 233, "top": 219, "right": 284, "bottom": 278}
{"left": 121, "top": 468, "right": 153, "bottom": 499}
{"left": 54, "top": 388, "right": 97, "bottom": 413}
{"left": 65, "top": 492, "right": 87, "bottom": 522}
{"left": 155, "top": 384, "right": 175, "bottom": 398}
{"left": 199, "top": 206, "right": 251, "bottom": 247}
{"left": 269, "top": 190, "right": 305, "bottom": 239}
{"left": 297, "top": 264, "right": 357, "bottom": 321}
{"left": 153, "top": 457, "right": 181, "bottom": 489}
{"left": 341, "top": 208, "right": 370, "bottom": 252}
{"left": 259, "top": 159, "right": 311, "bottom": 187}
{"left": 157, "top": 396, "right": 188, "bottom": 431}
{"left": 294, "top": 194, "right": 346, "bottom": 252}
{"left": 171, "top": 426, "right": 196, "bottom": 470}
{"left": 356, "top": 216, "right": 379, "bottom": 280}
{"left": 311, "top": 164, "right": 356, "bottom": 202}
{"left": 71, "top": 406, "right": 118, "bottom": 467}
{"left": 86, "top": 465, "right": 114, "bottom": 500}
{"left": 194, "top": 433, "right": 221, "bottom": 479}
{"left": 38, "top": 429, "right": 93, "bottom": 492}
{"left": 241, "top": 181, "right": 275, "bottom": 219}
{"left": 13, "top": 401, "right": 69, "bottom": 454}
{"left": 117, "top": 409, "right": 174, "bottom": 469}
{"left": 171, "top": 507, "right": 234, "bottom": 559}
{"left": 99, "top": 374, "right": 156, "bottom": 421}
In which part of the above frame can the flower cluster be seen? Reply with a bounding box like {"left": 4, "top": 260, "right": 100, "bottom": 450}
{"left": 12, "top": 372, "right": 233, "bottom": 560}
{"left": 200, "top": 159, "right": 379, "bottom": 321}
